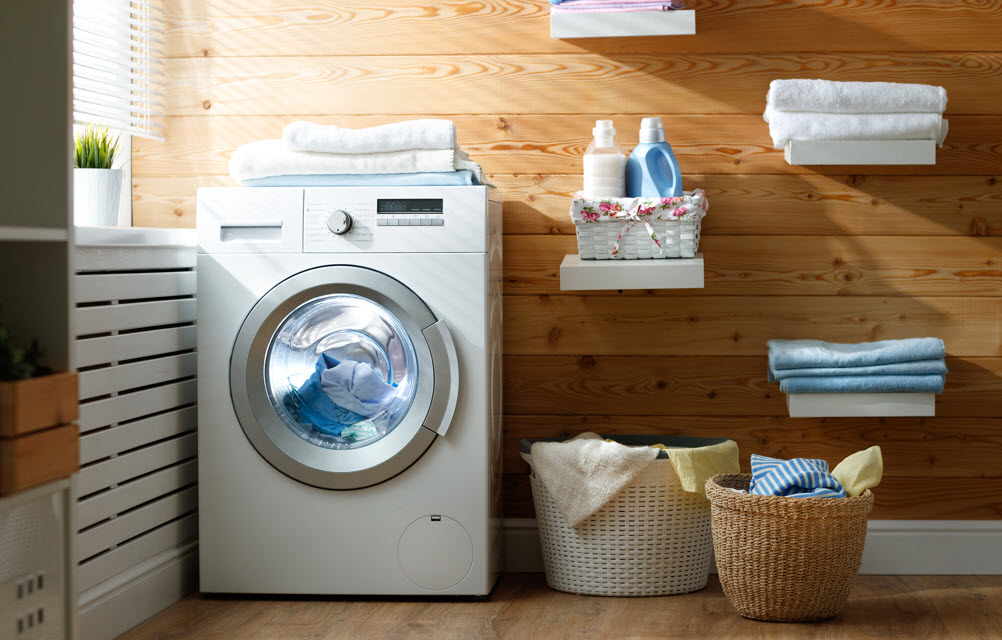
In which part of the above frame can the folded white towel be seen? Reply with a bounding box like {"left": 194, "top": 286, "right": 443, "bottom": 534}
{"left": 528, "top": 433, "right": 658, "bottom": 527}
{"left": 283, "top": 119, "right": 458, "bottom": 154}
{"left": 763, "top": 107, "right": 949, "bottom": 149}
{"left": 229, "top": 139, "right": 486, "bottom": 183}
{"left": 767, "top": 79, "right": 948, "bottom": 115}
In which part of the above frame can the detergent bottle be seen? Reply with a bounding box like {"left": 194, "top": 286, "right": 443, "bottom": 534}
{"left": 625, "top": 117, "right": 683, "bottom": 198}
{"left": 582, "top": 120, "right": 626, "bottom": 198}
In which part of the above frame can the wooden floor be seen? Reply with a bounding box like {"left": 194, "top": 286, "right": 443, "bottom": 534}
{"left": 118, "top": 573, "right": 1002, "bottom": 639}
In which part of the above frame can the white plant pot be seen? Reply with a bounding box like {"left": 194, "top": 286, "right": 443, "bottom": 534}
{"left": 74, "top": 168, "right": 123, "bottom": 227}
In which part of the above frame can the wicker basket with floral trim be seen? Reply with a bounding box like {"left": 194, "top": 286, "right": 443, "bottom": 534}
{"left": 569, "top": 189, "right": 708, "bottom": 260}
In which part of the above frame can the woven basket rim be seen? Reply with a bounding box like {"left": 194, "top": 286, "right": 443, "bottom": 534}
{"left": 705, "top": 473, "right": 874, "bottom": 518}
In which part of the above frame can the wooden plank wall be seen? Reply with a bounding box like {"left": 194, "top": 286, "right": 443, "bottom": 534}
{"left": 135, "top": 0, "right": 1002, "bottom": 520}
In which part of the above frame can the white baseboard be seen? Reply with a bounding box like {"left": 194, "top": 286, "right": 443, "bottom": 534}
{"left": 501, "top": 518, "right": 1002, "bottom": 575}
{"left": 79, "top": 543, "right": 198, "bottom": 640}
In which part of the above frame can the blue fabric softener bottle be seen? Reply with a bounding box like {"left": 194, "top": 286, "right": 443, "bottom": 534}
{"left": 625, "top": 117, "right": 683, "bottom": 198}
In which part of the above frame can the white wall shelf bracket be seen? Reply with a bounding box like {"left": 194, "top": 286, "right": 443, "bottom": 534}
{"left": 784, "top": 139, "right": 936, "bottom": 166}
{"left": 551, "top": 9, "right": 695, "bottom": 38}
{"left": 560, "top": 253, "right": 703, "bottom": 291}
{"left": 786, "top": 392, "right": 935, "bottom": 418}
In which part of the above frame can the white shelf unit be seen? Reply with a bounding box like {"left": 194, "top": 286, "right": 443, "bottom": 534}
{"left": 560, "top": 253, "right": 704, "bottom": 291}
{"left": 550, "top": 9, "right": 695, "bottom": 38}
{"left": 786, "top": 393, "right": 936, "bottom": 418}
{"left": 784, "top": 140, "right": 937, "bottom": 166}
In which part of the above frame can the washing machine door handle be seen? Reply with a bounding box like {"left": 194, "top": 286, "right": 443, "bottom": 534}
{"left": 422, "top": 318, "right": 459, "bottom": 436}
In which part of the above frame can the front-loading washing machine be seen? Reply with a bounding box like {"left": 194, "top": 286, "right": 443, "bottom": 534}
{"left": 196, "top": 186, "right": 503, "bottom": 595}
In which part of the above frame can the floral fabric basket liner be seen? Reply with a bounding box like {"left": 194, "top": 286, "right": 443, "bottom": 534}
{"left": 569, "top": 189, "right": 709, "bottom": 258}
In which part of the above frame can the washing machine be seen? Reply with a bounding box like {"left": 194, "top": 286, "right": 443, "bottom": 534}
{"left": 195, "top": 186, "right": 503, "bottom": 595}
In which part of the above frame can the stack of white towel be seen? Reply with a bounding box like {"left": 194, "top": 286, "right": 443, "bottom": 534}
{"left": 229, "top": 119, "right": 488, "bottom": 187}
{"left": 763, "top": 79, "right": 949, "bottom": 149}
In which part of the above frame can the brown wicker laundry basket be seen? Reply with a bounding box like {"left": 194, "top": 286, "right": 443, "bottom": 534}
{"left": 705, "top": 473, "right": 874, "bottom": 622}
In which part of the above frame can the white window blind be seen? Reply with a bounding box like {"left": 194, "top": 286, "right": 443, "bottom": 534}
{"left": 72, "top": 0, "right": 165, "bottom": 140}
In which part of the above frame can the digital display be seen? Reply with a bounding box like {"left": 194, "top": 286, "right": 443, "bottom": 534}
{"left": 377, "top": 198, "right": 444, "bottom": 214}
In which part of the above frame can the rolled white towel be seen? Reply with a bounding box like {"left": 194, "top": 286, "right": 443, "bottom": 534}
{"left": 229, "top": 139, "right": 487, "bottom": 184}
{"left": 283, "top": 119, "right": 457, "bottom": 154}
{"left": 767, "top": 79, "right": 948, "bottom": 114}
{"left": 763, "top": 107, "right": 949, "bottom": 149}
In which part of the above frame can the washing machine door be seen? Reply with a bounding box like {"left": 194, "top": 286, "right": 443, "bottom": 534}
{"left": 230, "top": 265, "right": 459, "bottom": 490}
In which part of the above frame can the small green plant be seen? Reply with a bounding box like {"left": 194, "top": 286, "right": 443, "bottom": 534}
{"left": 0, "top": 325, "right": 51, "bottom": 381}
{"left": 74, "top": 124, "right": 121, "bottom": 169}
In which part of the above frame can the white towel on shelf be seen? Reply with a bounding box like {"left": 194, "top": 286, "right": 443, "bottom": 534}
{"left": 229, "top": 139, "right": 486, "bottom": 183}
{"left": 767, "top": 79, "right": 948, "bottom": 115}
{"left": 763, "top": 107, "right": 949, "bottom": 149}
{"left": 529, "top": 433, "right": 658, "bottom": 528}
{"left": 283, "top": 119, "right": 457, "bottom": 154}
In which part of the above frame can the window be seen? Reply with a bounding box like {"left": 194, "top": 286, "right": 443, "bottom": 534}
{"left": 72, "top": 0, "right": 164, "bottom": 140}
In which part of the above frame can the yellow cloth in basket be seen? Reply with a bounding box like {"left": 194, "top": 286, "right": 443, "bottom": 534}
{"left": 832, "top": 445, "right": 883, "bottom": 497}
{"left": 666, "top": 439, "right": 740, "bottom": 497}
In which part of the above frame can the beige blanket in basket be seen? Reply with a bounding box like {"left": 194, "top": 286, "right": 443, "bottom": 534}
{"left": 530, "top": 433, "right": 658, "bottom": 527}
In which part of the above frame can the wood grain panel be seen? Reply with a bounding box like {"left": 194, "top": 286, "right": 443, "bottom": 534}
{"left": 502, "top": 356, "right": 1002, "bottom": 417}
{"left": 164, "top": 0, "right": 1002, "bottom": 57}
{"left": 164, "top": 54, "right": 1002, "bottom": 117}
{"left": 502, "top": 474, "right": 1002, "bottom": 519}
{"left": 504, "top": 236, "right": 1002, "bottom": 297}
{"left": 133, "top": 115, "right": 1002, "bottom": 178}
{"left": 132, "top": 172, "right": 1002, "bottom": 236}
{"left": 496, "top": 173, "right": 1002, "bottom": 237}
{"left": 0, "top": 424, "right": 79, "bottom": 496}
{"left": 503, "top": 416, "right": 1002, "bottom": 478}
{"left": 503, "top": 296, "right": 1002, "bottom": 356}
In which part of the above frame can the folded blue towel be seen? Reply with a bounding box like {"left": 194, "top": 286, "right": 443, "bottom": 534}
{"left": 768, "top": 338, "right": 946, "bottom": 371}
{"left": 779, "top": 374, "right": 945, "bottom": 394}
{"left": 750, "top": 454, "right": 846, "bottom": 499}
{"left": 242, "top": 170, "right": 477, "bottom": 187}
{"left": 770, "top": 358, "right": 948, "bottom": 381}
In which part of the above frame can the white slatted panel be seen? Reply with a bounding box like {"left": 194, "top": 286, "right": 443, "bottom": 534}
{"left": 74, "top": 231, "right": 198, "bottom": 616}
{"left": 78, "top": 515, "right": 198, "bottom": 592}
{"left": 77, "top": 326, "right": 196, "bottom": 368}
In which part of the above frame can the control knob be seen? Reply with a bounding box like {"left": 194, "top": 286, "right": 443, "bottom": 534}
{"left": 326, "top": 210, "right": 353, "bottom": 235}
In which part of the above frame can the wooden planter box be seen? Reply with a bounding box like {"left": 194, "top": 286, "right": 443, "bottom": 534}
{"left": 0, "top": 370, "right": 78, "bottom": 436}
{"left": 0, "top": 371, "right": 79, "bottom": 496}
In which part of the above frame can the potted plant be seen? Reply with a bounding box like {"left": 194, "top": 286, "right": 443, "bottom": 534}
{"left": 0, "top": 324, "right": 77, "bottom": 437}
{"left": 73, "top": 124, "right": 122, "bottom": 226}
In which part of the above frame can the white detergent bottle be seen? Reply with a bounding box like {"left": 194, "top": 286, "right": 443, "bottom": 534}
{"left": 583, "top": 120, "right": 626, "bottom": 198}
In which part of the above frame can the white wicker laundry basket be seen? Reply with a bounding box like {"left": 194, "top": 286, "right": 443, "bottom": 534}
{"left": 521, "top": 435, "right": 723, "bottom": 597}
{"left": 570, "top": 190, "right": 708, "bottom": 260}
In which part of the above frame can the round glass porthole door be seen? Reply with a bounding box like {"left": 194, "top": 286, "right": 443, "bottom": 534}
{"left": 230, "top": 266, "right": 457, "bottom": 490}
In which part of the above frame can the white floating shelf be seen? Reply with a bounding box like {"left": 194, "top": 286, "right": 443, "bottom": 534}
{"left": 784, "top": 139, "right": 936, "bottom": 166}
{"left": 551, "top": 10, "right": 695, "bottom": 38}
{"left": 0, "top": 225, "right": 69, "bottom": 242}
{"left": 786, "top": 393, "right": 935, "bottom": 418}
{"left": 560, "top": 253, "right": 703, "bottom": 291}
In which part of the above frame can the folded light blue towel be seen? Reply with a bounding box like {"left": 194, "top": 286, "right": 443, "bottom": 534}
{"left": 749, "top": 454, "right": 846, "bottom": 499}
{"left": 242, "top": 170, "right": 477, "bottom": 187}
{"left": 779, "top": 374, "right": 945, "bottom": 394}
{"left": 767, "top": 338, "right": 945, "bottom": 372}
{"left": 770, "top": 358, "right": 948, "bottom": 381}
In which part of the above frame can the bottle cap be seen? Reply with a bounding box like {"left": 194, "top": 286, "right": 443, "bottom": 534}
{"left": 593, "top": 120, "right": 616, "bottom": 138}
{"left": 639, "top": 117, "right": 666, "bottom": 143}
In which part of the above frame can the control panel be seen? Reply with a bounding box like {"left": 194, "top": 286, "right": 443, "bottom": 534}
{"left": 301, "top": 187, "right": 493, "bottom": 253}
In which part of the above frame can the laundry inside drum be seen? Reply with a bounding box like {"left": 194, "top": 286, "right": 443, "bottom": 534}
{"left": 264, "top": 294, "right": 419, "bottom": 449}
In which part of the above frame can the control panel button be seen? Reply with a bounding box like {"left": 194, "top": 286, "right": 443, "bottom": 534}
{"left": 326, "top": 210, "right": 353, "bottom": 235}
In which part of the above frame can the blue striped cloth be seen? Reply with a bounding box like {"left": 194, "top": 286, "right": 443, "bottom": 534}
{"left": 749, "top": 454, "right": 847, "bottom": 499}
